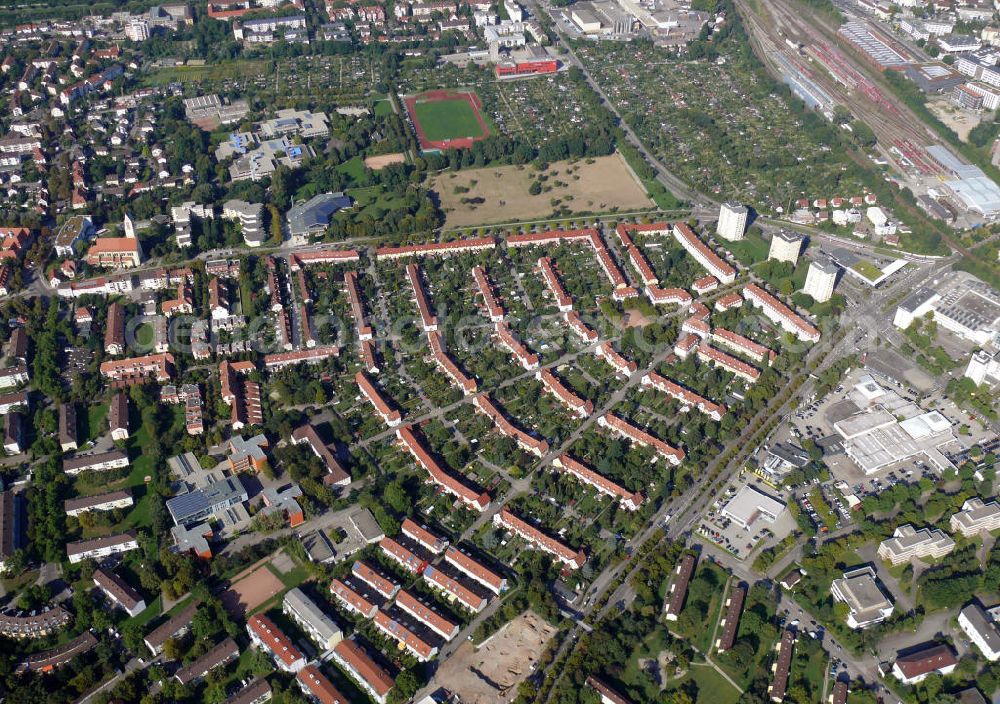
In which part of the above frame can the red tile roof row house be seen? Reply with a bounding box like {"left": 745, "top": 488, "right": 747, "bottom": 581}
{"left": 331, "top": 639, "right": 395, "bottom": 704}
{"left": 104, "top": 301, "right": 125, "bottom": 355}
{"left": 595, "top": 341, "right": 637, "bottom": 377}
{"left": 401, "top": 518, "right": 448, "bottom": 554}
{"left": 692, "top": 275, "right": 719, "bottom": 294}
{"left": 598, "top": 412, "right": 684, "bottom": 465}
{"left": 395, "top": 589, "right": 460, "bottom": 641}
{"left": 263, "top": 345, "right": 339, "bottom": 370}
{"left": 493, "top": 508, "right": 586, "bottom": 570}
{"left": 0, "top": 227, "right": 33, "bottom": 261}
{"left": 406, "top": 263, "right": 438, "bottom": 332}
{"left": 422, "top": 564, "right": 488, "bottom": 612}
{"left": 681, "top": 315, "right": 711, "bottom": 339}
{"left": 712, "top": 328, "right": 777, "bottom": 365}
{"left": 297, "top": 664, "right": 349, "bottom": 704}
{"left": 565, "top": 311, "right": 598, "bottom": 343}
{"left": 444, "top": 545, "right": 507, "bottom": 594}
{"left": 689, "top": 301, "right": 712, "bottom": 321}
{"left": 353, "top": 560, "right": 400, "bottom": 599}
{"left": 344, "top": 271, "right": 373, "bottom": 340}
{"left": 538, "top": 256, "right": 573, "bottom": 312}
{"left": 506, "top": 229, "right": 595, "bottom": 248}
{"left": 495, "top": 321, "right": 539, "bottom": 370}
{"left": 99, "top": 352, "right": 174, "bottom": 383}
{"left": 536, "top": 368, "right": 594, "bottom": 419}
{"left": 743, "top": 284, "right": 821, "bottom": 343}
{"left": 375, "top": 236, "right": 495, "bottom": 260}
{"left": 288, "top": 248, "right": 360, "bottom": 271}
{"left": 664, "top": 553, "right": 696, "bottom": 621}
{"left": 220, "top": 361, "right": 263, "bottom": 430}
{"left": 697, "top": 342, "right": 761, "bottom": 383}
{"left": 673, "top": 333, "right": 700, "bottom": 358}
{"left": 672, "top": 222, "right": 736, "bottom": 284}
{"left": 715, "top": 292, "right": 744, "bottom": 311}
{"left": 247, "top": 614, "right": 306, "bottom": 673}
{"left": 641, "top": 372, "right": 726, "bottom": 421}
{"left": 427, "top": 330, "right": 478, "bottom": 394}
{"left": 553, "top": 454, "right": 643, "bottom": 511}
{"left": 356, "top": 371, "right": 402, "bottom": 426}
{"left": 330, "top": 578, "right": 379, "bottom": 619}
{"left": 361, "top": 338, "right": 379, "bottom": 374}
{"left": 472, "top": 393, "right": 549, "bottom": 457}
{"left": 473, "top": 265, "right": 505, "bottom": 322}
{"left": 379, "top": 535, "right": 428, "bottom": 575}
{"left": 373, "top": 609, "right": 438, "bottom": 661}
{"left": 647, "top": 286, "right": 693, "bottom": 307}
{"left": 395, "top": 424, "right": 490, "bottom": 511}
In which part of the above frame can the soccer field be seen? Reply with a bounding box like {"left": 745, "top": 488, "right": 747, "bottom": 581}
{"left": 414, "top": 98, "right": 487, "bottom": 142}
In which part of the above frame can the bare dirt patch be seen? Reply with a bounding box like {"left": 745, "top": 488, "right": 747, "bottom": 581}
{"left": 429, "top": 611, "right": 557, "bottom": 704}
{"left": 221, "top": 564, "right": 285, "bottom": 618}
{"left": 364, "top": 153, "right": 406, "bottom": 169}
{"left": 926, "top": 99, "right": 986, "bottom": 142}
{"left": 432, "top": 152, "right": 653, "bottom": 228}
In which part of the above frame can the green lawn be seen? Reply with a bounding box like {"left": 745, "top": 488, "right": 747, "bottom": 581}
{"left": 83, "top": 402, "right": 109, "bottom": 443}
{"left": 336, "top": 155, "right": 367, "bottom": 184}
{"left": 374, "top": 99, "right": 394, "bottom": 117}
{"left": 142, "top": 60, "right": 267, "bottom": 87}
{"left": 726, "top": 231, "right": 771, "bottom": 265}
{"left": 414, "top": 98, "right": 486, "bottom": 142}
{"left": 689, "top": 663, "right": 741, "bottom": 704}
{"left": 134, "top": 322, "right": 154, "bottom": 350}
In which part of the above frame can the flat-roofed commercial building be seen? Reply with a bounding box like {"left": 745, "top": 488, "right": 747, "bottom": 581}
{"left": 877, "top": 524, "right": 955, "bottom": 566}
{"left": 830, "top": 566, "right": 894, "bottom": 629}
{"left": 721, "top": 485, "right": 786, "bottom": 530}
{"left": 282, "top": 587, "right": 342, "bottom": 651}
{"left": 950, "top": 497, "right": 1000, "bottom": 537}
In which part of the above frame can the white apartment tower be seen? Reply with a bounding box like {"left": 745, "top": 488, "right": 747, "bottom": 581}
{"left": 768, "top": 230, "right": 802, "bottom": 264}
{"left": 803, "top": 259, "right": 839, "bottom": 303}
{"left": 717, "top": 202, "right": 748, "bottom": 241}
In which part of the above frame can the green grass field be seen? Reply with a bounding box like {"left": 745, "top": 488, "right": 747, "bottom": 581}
{"left": 414, "top": 98, "right": 486, "bottom": 142}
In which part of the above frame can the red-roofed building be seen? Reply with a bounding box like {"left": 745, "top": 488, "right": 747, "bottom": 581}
{"left": 506, "top": 229, "right": 595, "bottom": 248}
{"left": 697, "top": 343, "right": 761, "bottom": 383}
{"left": 288, "top": 249, "right": 360, "bottom": 270}
{"left": 395, "top": 424, "right": 490, "bottom": 510}
{"left": 85, "top": 237, "right": 143, "bottom": 269}
{"left": 291, "top": 423, "right": 351, "bottom": 486}
{"left": 714, "top": 292, "right": 743, "bottom": 312}
{"left": 553, "top": 454, "right": 643, "bottom": 510}
{"left": 472, "top": 393, "right": 549, "bottom": 457}
{"left": 672, "top": 223, "right": 736, "bottom": 284}
{"left": 401, "top": 518, "right": 448, "bottom": 554}
{"left": 344, "top": 271, "right": 372, "bottom": 340}
{"left": 331, "top": 640, "right": 394, "bottom": 704}
{"left": 598, "top": 413, "right": 684, "bottom": 465}
{"left": 712, "top": 328, "right": 777, "bottom": 365}
{"left": 247, "top": 614, "right": 306, "bottom": 673}
{"left": 892, "top": 644, "right": 957, "bottom": 685}
{"left": 681, "top": 316, "right": 711, "bottom": 339}
{"left": 493, "top": 508, "right": 586, "bottom": 569}
{"left": 373, "top": 610, "right": 437, "bottom": 661}
{"left": 422, "top": 565, "right": 488, "bottom": 612}
{"left": 641, "top": 372, "right": 726, "bottom": 420}
{"left": 352, "top": 561, "right": 400, "bottom": 600}
{"left": 263, "top": 346, "right": 339, "bottom": 370}
{"left": 537, "top": 368, "right": 593, "bottom": 418}
{"left": 538, "top": 257, "right": 573, "bottom": 312}
{"left": 356, "top": 372, "right": 401, "bottom": 426}
{"left": 379, "top": 536, "right": 428, "bottom": 574}
{"left": 100, "top": 353, "right": 174, "bottom": 383}
{"left": 375, "top": 237, "right": 495, "bottom": 260}
{"left": 395, "top": 589, "right": 459, "bottom": 640}
{"left": 692, "top": 275, "right": 719, "bottom": 294}
{"left": 564, "top": 311, "right": 598, "bottom": 342}
{"left": 647, "top": 286, "right": 692, "bottom": 306}
{"left": 427, "top": 330, "right": 477, "bottom": 393}
{"left": 406, "top": 263, "right": 438, "bottom": 332}
{"left": 444, "top": 546, "right": 507, "bottom": 594}
{"left": 329, "top": 578, "right": 378, "bottom": 619}
{"left": 595, "top": 342, "right": 637, "bottom": 377}
{"left": 297, "top": 664, "right": 349, "bottom": 704}
{"left": 673, "top": 333, "right": 699, "bottom": 359}
{"left": 473, "top": 265, "right": 505, "bottom": 322}
{"left": 743, "top": 284, "right": 820, "bottom": 343}
{"left": 495, "top": 321, "right": 539, "bottom": 370}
